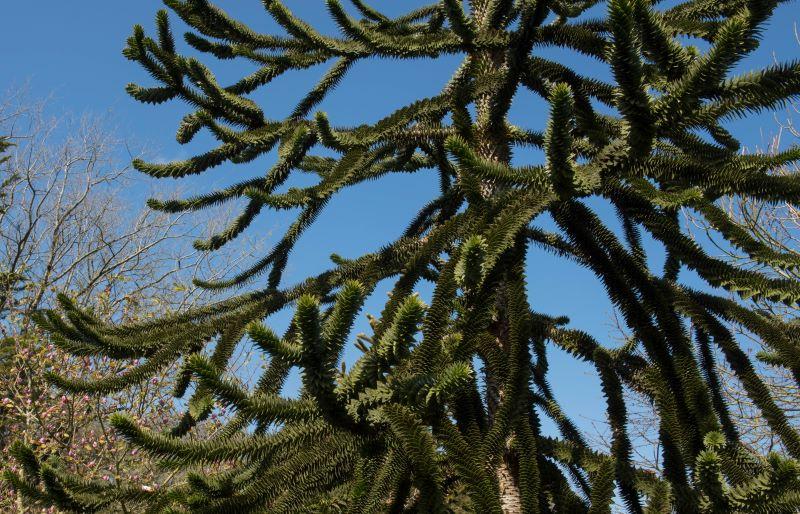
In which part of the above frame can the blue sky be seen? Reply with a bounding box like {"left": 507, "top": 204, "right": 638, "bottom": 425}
{"left": 3, "top": 1, "right": 799, "bottom": 439}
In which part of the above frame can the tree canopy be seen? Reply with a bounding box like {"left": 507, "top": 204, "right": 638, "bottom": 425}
{"left": 7, "top": 0, "right": 800, "bottom": 512}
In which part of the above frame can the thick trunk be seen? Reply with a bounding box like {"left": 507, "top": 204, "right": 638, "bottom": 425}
{"left": 486, "top": 293, "right": 524, "bottom": 514}
{"left": 498, "top": 457, "right": 523, "bottom": 514}
{"left": 470, "top": 11, "right": 525, "bottom": 508}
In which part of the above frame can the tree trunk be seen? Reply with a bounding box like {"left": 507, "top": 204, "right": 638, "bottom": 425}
{"left": 470, "top": 1, "right": 525, "bottom": 507}
{"left": 486, "top": 291, "right": 524, "bottom": 514}
{"left": 498, "top": 457, "right": 523, "bottom": 514}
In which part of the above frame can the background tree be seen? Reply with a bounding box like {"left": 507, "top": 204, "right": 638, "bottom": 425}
{"left": 0, "top": 91, "right": 260, "bottom": 512}
{"left": 7, "top": 0, "right": 800, "bottom": 512}
{"left": 0, "top": 136, "right": 12, "bottom": 215}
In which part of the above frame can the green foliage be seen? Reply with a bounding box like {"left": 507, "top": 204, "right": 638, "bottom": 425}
{"left": 9, "top": 0, "right": 800, "bottom": 512}
{"left": 0, "top": 136, "right": 16, "bottom": 218}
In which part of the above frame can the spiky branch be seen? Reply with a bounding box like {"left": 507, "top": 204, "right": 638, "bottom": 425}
{"left": 8, "top": 0, "right": 800, "bottom": 512}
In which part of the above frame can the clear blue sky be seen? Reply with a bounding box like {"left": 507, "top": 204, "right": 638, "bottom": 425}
{"left": 3, "top": 1, "right": 799, "bottom": 437}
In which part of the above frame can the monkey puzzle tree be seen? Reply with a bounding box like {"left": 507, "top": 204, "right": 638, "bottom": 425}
{"left": 7, "top": 0, "right": 800, "bottom": 512}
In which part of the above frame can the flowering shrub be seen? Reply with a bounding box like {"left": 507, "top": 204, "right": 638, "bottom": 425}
{"left": 1, "top": 310, "right": 178, "bottom": 511}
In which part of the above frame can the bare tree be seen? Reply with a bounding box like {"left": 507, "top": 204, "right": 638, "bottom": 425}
{"left": 0, "top": 90, "right": 261, "bottom": 512}
{"left": 0, "top": 91, "right": 258, "bottom": 327}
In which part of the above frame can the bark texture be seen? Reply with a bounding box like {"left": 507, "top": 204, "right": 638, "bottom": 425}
{"left": 471, "top": 2, "right": 525, "bottom": 510}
